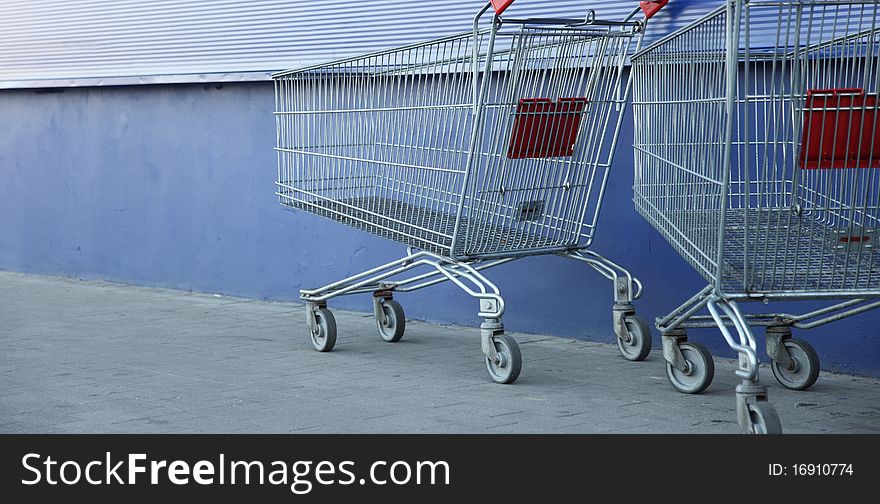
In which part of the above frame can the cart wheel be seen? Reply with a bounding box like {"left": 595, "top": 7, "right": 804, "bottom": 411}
{"left": 747, "top": 402, "right": 783, "bottom": 434}
{"left": 770, "top": 338, "right": 819, "bottom": 391}
{"left": 485, "top": 334, "right": 522, "bottom": 384}
{"left": 310, "top": 308, "right": 337, "bottom": 352}
{"left": 376, "top": 299, "right": 405, "bottom": 343}
{"left": 617, "top": 314, "right": 652, "bottom": 361}
{"left": 666, "top": 342, "right": 714, "bottom": 394}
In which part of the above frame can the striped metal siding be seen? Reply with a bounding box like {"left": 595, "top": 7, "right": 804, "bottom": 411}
{"left": 0, "top": 0, "right": 718, "bottom": 88}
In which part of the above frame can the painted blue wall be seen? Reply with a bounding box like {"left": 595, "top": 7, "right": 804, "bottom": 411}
{"left": 1, "top": 82, "right": 878, "bottom": 377}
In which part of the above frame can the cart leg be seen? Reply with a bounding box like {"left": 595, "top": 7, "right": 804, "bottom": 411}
{"left": 661, "top": 328, "right": 715, "bottom": 395}
{"left": 423, "top": 261, "right": 521, "bottom": 384}
{"left": 662, "top": 329, "right": 689, "bottom": 373}
{"left": 481, "top": 317, "right": 521, "bottom": 385}
{"left": 480, "top": 318, "right": 501, "bottom": 362}
{"left": 736, "top": 382, "right": 781, "bottom": 434}
{"left": 372, "top": 290, "right": 406, "bottom": 343}
{"left": 611, "top": 277, "right": 652, "bottom": 362}
{"left": 706, "top": 297, "right": 782, "bottom": 434}
{"left": 562, "top": 250, "right": 651, "bottom": 361}
{"left": 766, "top": 325, "right": 820, "bottom": 391}
{"left": 299, "top": 250, "right": 520, "bottom": 381}
{"left": 765, "top": 325, "right": 794, "bottom": 369}
{"left": 305, "top": 301, "right": 323, "bottom": 333}
{"left": 305, "top": 301, "right": 337, "bottom": 352}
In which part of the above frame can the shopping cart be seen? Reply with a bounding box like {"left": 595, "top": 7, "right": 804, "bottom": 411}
{"left": 273, "top": 0, "right": 668, "bottom": 383}
{"left": 631, "top": 0, "right": 880, "bottom": 433}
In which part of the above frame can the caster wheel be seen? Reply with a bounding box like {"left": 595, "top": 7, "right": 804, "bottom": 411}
{"left": 747, "top": 402, "right": 783, "bottom": 434}
{"left": 376, "top": 299, "right": 405, "bottom": 343}
{"left": 666, "top": 341, "right": 715, "bottom": 394}
{"left": 770, "top": 338, "right": 819, "bottom": 391}
{"left": 617, "top": 314, "right": 652, "bottom": 361}
{"left": 485, "top": 334, "right": 522, "bottom": 384}
{"left": 310, "top": 308, "right": 337, "bottom": 352}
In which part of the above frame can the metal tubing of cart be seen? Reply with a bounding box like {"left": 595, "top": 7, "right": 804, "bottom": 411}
{"left": 274, "top": 1, "right": 667, "bottom": 384}
{"left": 632, "top": 0, "right": 880, "bottom": 433}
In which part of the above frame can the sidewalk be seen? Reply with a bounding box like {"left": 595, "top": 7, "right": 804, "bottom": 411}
{"left": 1, "top": 271, "right": 878, "bottom": 434}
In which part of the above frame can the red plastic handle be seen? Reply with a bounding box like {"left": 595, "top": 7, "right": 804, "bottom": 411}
{"left": 640, "top": 0, "right": 669, "bottom": 20}
{"left": 491, "top": 0, "right": 516, "bottom": 16}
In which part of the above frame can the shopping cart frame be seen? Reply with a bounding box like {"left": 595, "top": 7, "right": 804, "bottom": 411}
{"left": 631, "top": 0, "right": 880, "bottom": 433}
{"left": 274, "top": 0, "right": 668, "bottom": 384}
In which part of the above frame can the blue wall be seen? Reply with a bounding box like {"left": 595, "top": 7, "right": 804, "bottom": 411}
{"left": 1, "top": 82, "right": 878, "bottom": 377}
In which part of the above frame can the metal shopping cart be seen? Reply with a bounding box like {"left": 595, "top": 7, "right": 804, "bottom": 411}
{"left": 631, "top": 0, "right": 880, "bottom": 433}
{"left": 273, "top": 0, "right": 669, "bottom": 383}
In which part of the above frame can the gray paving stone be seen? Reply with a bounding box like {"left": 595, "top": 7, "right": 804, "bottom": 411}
{"left": 1, "top": 270, "right": 879, "bottom": 434}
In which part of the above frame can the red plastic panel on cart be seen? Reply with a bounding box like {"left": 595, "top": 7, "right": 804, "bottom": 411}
{"left": 507, "top": 98, "right": 588, "bottom": 159}
{"left": 800, "top": 88, "right": 880, "bottom": 169}
{"left": 490, "top": 0, "right": 516, "bottom": 15}
{"left": 640, "top": 1, "right": 669, "bottom": 20}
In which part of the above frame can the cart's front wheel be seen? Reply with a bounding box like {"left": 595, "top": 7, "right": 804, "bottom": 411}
{"left": 770, "top": 338, "right": 819, "bottom": 391}
{"left": 746, "top": 402, "right": 783, "bottom": 434}
{"left": 485, "top": 334, "right": 522, "bottom": 384}
{"left": 376, "top": 299, "right": 406, "bottom": 343}
{"left": 617, "top": 314, "right": 652, "bottom": 361}
{"left": 666, "top": 342, "right": 714, "bottom": 394}
{"left": 310, "top": 308, "right": 337, "bottom": 352}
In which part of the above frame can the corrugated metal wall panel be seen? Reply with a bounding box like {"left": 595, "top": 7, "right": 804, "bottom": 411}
{"left": 0, "top": 0, "right": 719, "bottom": 88}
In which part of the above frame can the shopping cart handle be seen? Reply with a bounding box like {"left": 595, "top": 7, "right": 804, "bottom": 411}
{"left": 493, "top": 0, "right": 667, "bottom": 20}
{"left": 490, "top": 0, "right": 516, "bottom": 16}
{"left": 640, "top": 0, "right": 669, "bottom": 19}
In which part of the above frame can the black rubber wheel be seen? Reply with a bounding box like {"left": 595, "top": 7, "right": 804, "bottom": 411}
{"left": 310, "top": 308, "right": 337, "bottom": 352}
{"left": 770, "top": 338, "right": 820, "bottom": 391}
{"left": 747, "top": 402, "right": 783, "bottom": 434}
{"left": 485, "top": 334, "right": 522, "bottom": 384}
{"left": 376, "top": 299, "right": 406, "bottom": 343}
{"left": 617, "top": 314, "right": 652, "bottom": 362}
{"left": 665, "top": 341, "right": 715, "bottom": 394}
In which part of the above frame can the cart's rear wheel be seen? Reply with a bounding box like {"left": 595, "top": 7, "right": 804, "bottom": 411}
{"left": 770, "top": 338, "right": 820, "bottom": 391}
{"left": 310, "top": 308, "right": 337, "bottom": 352}
{"left": 747, "top": 402, "right": 783, "bottom": 434}
{"left": 485, "top": 334, "right": 522, "bottom": 384}
{"left": 666, "top": 342, "right": 714, "bottom": 394}
{"left": 377, "top": 299, "right": 405, "bottom": 343}
{"left": 617, "top": 314, "right": 652, "bottom": 361}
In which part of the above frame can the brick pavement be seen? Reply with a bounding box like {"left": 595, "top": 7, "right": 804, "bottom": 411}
{"left": 1, "top": 271, "right": 878, "bottom": 433}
